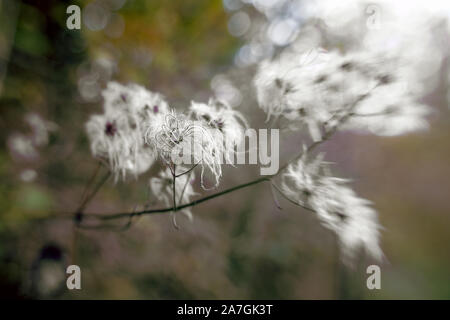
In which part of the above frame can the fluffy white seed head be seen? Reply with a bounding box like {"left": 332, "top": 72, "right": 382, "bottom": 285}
{"left": 189, "top": 99, "right": 249, "bottom": 163}
{"left": 146, "top": 110, "right": 222, "bottom": 189}
{"left": 86, "top": 82, "right": 169, "bottom": 180}
{"left": 254, "top": 49, "right": 430, "bottom": 139}
{"left": 85, "top": 112, "right": 155, "bottom": 181}
{"left": 282, "top": 151, "right": 382, "bottom": 263}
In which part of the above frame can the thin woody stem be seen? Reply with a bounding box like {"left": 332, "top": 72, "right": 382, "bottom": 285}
{"left": 82, "top": 176, "right": 270, "bottom": 222}
{"left": 171, "top": 164, "right": 179, "bottom": 229}
{"left": 175, "top": 162, "right": 199, "bottom": 177}
{"left": 76, "top": 170, "right": 111, "bottom": 215}
{"left": 172, "top": 164, "right": 177, "bottom": 211}
{"left": 178, "top": 170, "right": 193, "bottom": 204}
{"left": 78, "top": 162, "right": 102, "bottom": 210}
{"left": 71, "top": 163, "right": 108, "bottom": 263}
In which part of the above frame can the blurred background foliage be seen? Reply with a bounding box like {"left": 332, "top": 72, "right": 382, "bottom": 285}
{"left": 0, "top": 0, "right": 449, "bottom": 299}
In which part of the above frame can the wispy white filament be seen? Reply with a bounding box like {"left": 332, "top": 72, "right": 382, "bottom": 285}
{"left": 189, "top": 99, "right": 249, "bottom": 164}
{"left": 146, "top": 110, "right": 222, "bottom": 189}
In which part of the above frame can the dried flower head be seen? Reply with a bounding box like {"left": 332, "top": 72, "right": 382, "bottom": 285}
{"left": 102, "top": 82, "right": 169, "bottom": 117}
{"left": 86, "top": 112, "right": 156, "bottom": 180}
{"left": 86, "top": 82, "right": 168, "bottom": 180}
{"left": 189, "top": 99, "right": 249, "bottom": 163}
{"left": 282, "top": 150, "right": 382, "bottom": 263}
{"left": 254, "top": 49, "right": 430, "bottom": 140}
{"left": 146, "top": 110, "right": 222, "bottom": 189}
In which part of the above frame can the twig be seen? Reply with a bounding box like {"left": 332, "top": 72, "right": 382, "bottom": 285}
{"left": 76, "top": 170, "right": 111, "bottom": 216}
{"left": 171, "top": 164, "right": 179, "bottom": 229}
{"left": 83, "top": 177, "right": 271, "bottom": 222}
{"left": 77, "top": 162, "right": 102, "bottom": 211}
{"left": 178, "top": 170, "right": 193, "bottom": 204}
{"left": 175, "top": 162, "right": 199, "bottom": 177}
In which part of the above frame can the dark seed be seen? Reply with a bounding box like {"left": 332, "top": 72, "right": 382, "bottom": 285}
{"left": 385, "top": 105, "right": 398, "bottom": 114}
{"left": 285, "top": 83, "right": 293, "bottom": 94}
{"left": 334, "top": 212, "right": 348, "bottom": 221}
{"left": 340, "top": 62, "right": 353, "bottom": 71}
{"left": 315, "top": 75, "right": 327, "bottom": 83}
{"left": 275, "top": 78, "right": 283, "bottom": 88}
{"left": 378, "top": 74, "right": 393, "bottom": 85}
{"left": 105, "top": 121, "right": 117, "bottom": 136}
